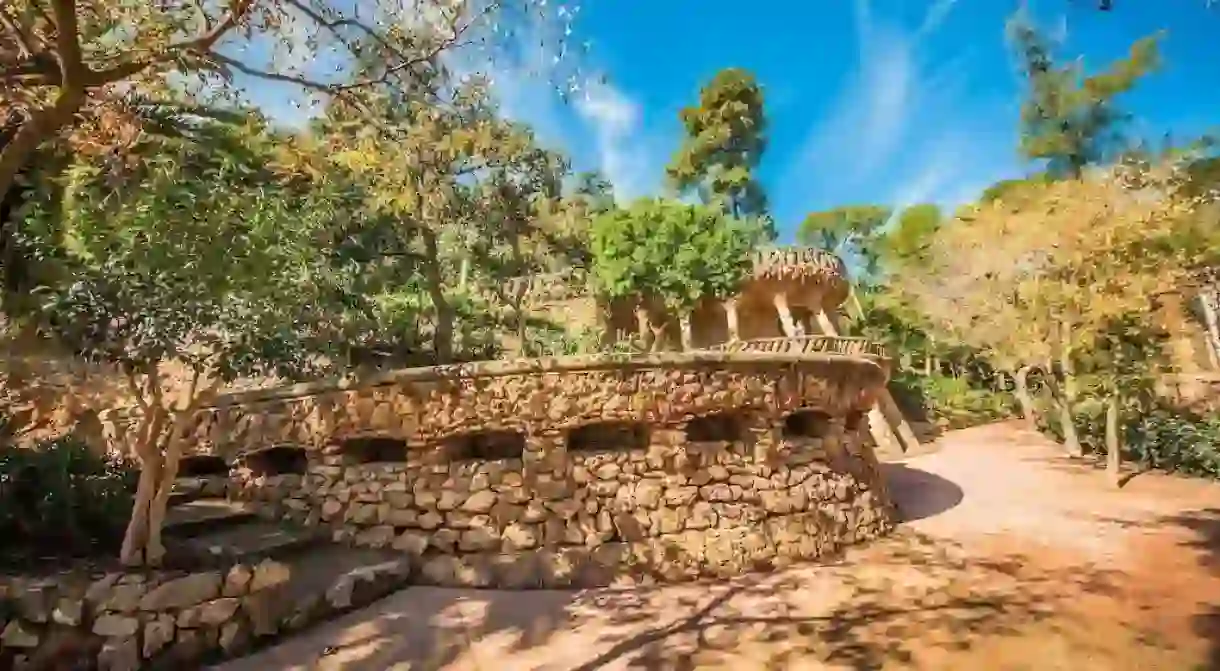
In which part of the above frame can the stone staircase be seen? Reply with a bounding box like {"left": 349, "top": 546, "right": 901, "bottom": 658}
{"left": 153, "top": 492, "right": 416, "bottom": 661}
{"left": 163, "top": 500, "right": 322, "bottom": 569}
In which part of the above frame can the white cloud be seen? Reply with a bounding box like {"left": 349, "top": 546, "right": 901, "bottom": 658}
{"left": 458, "top": 5, "right": 661, "bottom": 203}
{"left": 782, "top": 0, "right": 1019, "bottom": 221}
{"left": 574, "top": 81, "right": 657, "bottom": 201}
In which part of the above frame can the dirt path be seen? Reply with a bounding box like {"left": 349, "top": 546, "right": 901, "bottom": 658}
{"left": 214, "top": 421, "right": 1220, "bottom": 670}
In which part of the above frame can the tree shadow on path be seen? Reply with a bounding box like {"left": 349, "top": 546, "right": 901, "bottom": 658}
{"left": 213, "top": 529, "right": 1139, "bottom": 671}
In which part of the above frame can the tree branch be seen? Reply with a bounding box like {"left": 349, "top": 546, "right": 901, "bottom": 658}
{"left": 86, "top": 0, "right": 254, "bottom": 86}
{"left": 49, "top": 0, "right": 86, "bottom": 89}
{"left": 0, "top": 8, "right": 39, "bottom": 59}
{"left": 124, "top": 369, "right": 150, "bottom": 410}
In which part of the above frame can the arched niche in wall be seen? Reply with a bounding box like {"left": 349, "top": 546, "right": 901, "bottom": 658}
{"left": 177, "top": 455, "right": 230, "bottom": 478}
{"left": 782, "top": 408, "right": 834, "bottom": 439}
{"left": 440, "top": 429, "right": 526, "bottom": 463}
{"left": 338, "top": 436, "right": 409, "bottom": 464}
{"left": 568, "top": 421, "right": 650, "bottom": 453}
{"left": 684, "top": 412, "right": 745, "bottom": 444}
{"left": 239, "top": 445, "right": 309, "bottom": 477}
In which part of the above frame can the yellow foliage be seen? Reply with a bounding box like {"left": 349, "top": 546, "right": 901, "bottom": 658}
{"left": 903, "top": 160, "right": 1220, "bottom": 371}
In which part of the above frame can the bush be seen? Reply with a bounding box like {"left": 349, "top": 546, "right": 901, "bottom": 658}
{"left": 0, "top": 431, "right": 138, "bottom": 564}
{"left": 1036, "top": 397, "right": 1220, "bottom": 479}
{"left": 891, "top": 371, "right": 1017, "bottom": 430}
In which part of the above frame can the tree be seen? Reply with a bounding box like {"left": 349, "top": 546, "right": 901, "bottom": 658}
{"left": 666, "top": 68, "right": 772, "bottom": 235}
{"left": 0, "top": 0, "right": 578, "bottom": 210}
{"left": 797, "top": 205, "right": 890, "bottom": 283}
{"left": 590, "top": 199, "right": 761, "bottom": 350}
{"left": 314, "top": 82, "right": 576, "bottom": 363}
{"left": 798, "top": 203, "right": 943, "bottom": 288}
{"left": 462, "top": 128, "right": 570, "bottom": 355}
{"left": 14, "top": 116, "right": 342, "bottom": 565}
{"left": 904, "top": 159, "right": 1220, "bottom": 483}
{"left": 1008, "top": 16, "right": 1161, "bottom": 178}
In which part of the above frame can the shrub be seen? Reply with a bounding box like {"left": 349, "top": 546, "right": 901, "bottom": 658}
{"left": 0, "top": 431, "right": 138, "bottom": 565}
{"left": 1037, "top": 397, "right": 1220, "bottom": 479}
{"left": 891, "top": 371, "right": 1017, "bottom": 430}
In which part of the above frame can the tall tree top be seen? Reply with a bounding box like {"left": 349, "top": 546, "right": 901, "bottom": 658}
{"left": 666, "top": 67, "right": 770, "bottom": 227}
{"left": 1007, "top": 16, "right": 1161, "bottom": 178}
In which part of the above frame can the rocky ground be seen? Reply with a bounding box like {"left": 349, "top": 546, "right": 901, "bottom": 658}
{"left": 212, "top": 421, "right": 1220, "bottom": 670}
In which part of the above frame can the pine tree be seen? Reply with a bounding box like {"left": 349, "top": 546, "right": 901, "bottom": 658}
{"left": 667, "top": 68, "right": 771, "bottom": 234}
{"left": 1008, "top": 17, "right": 1160, "bottom": 178}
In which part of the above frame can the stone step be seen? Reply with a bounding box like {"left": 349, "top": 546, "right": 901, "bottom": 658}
{"left": 164, "top": 499, "right": 257, "bottom": 537}
{"left": 168, "top": 520, "right": 324, "bottom": 568}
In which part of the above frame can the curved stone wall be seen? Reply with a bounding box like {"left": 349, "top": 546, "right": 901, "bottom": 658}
{"left": 101, "top": 350, "right": 896, "bottom": 587}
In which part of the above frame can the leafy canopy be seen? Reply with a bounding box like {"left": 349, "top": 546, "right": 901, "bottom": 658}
{"left": 18, "top": 115, "right": 337, "bottom": 384}
{"left": 590, "top": 199, "right": 762, "bottom": 313}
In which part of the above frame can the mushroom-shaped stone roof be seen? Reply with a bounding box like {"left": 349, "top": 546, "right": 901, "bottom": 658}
{"left": 750, "top": 246, "right": 847, "bottom": 282}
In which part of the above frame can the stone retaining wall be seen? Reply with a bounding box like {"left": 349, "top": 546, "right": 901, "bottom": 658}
{"left": 239, "top": 419, "right": 893, "bottom": 588}
{"left": 197, "top": 354, "right": 899, "bottom": 588}
{"left": 0, "top": 558, "right": 409, "bottom": 671}
{"left": 97, "top": 353, "right": 897, "bottom": 589}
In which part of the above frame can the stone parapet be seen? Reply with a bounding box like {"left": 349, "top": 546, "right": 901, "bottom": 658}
{"left": 710, "top": 335, "right": 890, "bottom": 359}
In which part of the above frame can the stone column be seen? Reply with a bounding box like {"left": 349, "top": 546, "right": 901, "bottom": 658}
{"left": 773, "top": 291, "right": 798, "bottom": 337}
{"left": 817, "top": 309, "right": 920, "bottom": 453}
{"left": 678, "top": 312, "right": 693, "bottom": 351}
{"left": 724, "top": 298, "right": 740, "bottom": 341}
{"left": 1199, "top": 292, "right": 1220, "bottom": 370}
{"left": 635, "top": 304, "right": 654, "bottom": 351}
{"left": 814, "top": 308, "right": 840, "bottom": 336}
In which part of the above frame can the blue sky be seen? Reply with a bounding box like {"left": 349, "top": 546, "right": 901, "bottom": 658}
{"left": 487, "top": 0, "right": 1220, "bottom": 241}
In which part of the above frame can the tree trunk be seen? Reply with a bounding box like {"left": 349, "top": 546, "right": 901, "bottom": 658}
{"left": 1105, "top": 394, "right": 1121, "bottom": 488}
{"left": 0, "top": 92, "right": 85, "bottom": 209}
{"left": 723, "top": 298, "right": 740, "bottom": 341}
{"left": 1014, "top": 365, "right": 1037, "bottom": 427}
{"left": 119, "top": 406, "right": 167, "bottom": 566}
{"left": 1056, "top": 396, "right": 1083, "bottom": 458}
{"left": 635, "top": 304, "right": 653, "bottom": 350}
{"left": 1058, "top": 321, "right": 1083, "bottom": 458}
{"left": 1200, "top": 290, "right": 1220, "bottom": 371}
{"left": 878, "top": 387, "right": 921, "bottom": 453}
{"left": 418, "top": 228, "right": 453, "bottom": 363}
{"left": 144, "top": 425, "right": 186, "bottom": 567}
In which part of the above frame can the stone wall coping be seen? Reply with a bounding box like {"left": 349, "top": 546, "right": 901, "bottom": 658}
{"left": 98, "top": 350, "right": 887, "bottom": 420}
{"left": 711, "top": 335, "right": 890, "bottom": 359}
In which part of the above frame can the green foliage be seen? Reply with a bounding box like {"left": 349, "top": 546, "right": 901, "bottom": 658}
{"left": 798, "top": 204, "right": 943, "bottom": 285}
{"left": 0, "top": 429, "right": 139, "bottom": 565}
{"left": 524, "top": 325, "right": 644, "bottom": 357}
{"left": 978, "top": 173, "right": 1053, "bottom": 203}
{"left": 590, "top": 199, "right": 762, "bottom": 313}
{"left": 16, "top": 116, "right": 340, "bottom": 384}
{"left": 1008, "top": 16, "right": 1161, "bottom": 177}
{"left": 667, "top": 68, "right": 772, "bottom": 234}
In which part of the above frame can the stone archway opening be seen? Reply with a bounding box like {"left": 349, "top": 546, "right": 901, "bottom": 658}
{"left": 783, "top": 409, "right": 833, "bottom": 439}
{"left": 441, "top": 430, "right": 526, "bottom": 463}
{"left": 241, "top": 445, "right": 309, "bottom": 477}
